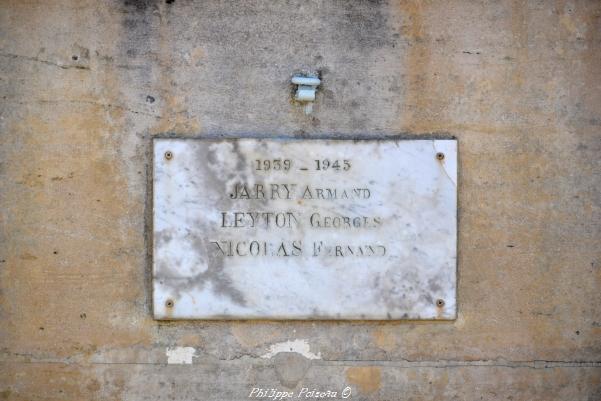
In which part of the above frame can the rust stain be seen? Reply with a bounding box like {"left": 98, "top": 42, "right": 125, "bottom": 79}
{"left": 151, "top": 3, "right": 201, "bottom": 136}
{"left": 178, "top": 333, "right": 203, "bottom": 347}
{"left": 19, "top": 252, "right": 38, "bottom": 261}
{"left": 0, "top": 19, "right": 154, "bottom": 355}
{"left": 432, "top": 370, "right": 449, "bottom": 398}
{"left": 230, "top": 322, "right": 279, "bottom": 348}
{"left": 397, "top": 0, "right": 430, "bottom": 131}
{"left": 345, "top": 366, "right": 382, "bottom": 394}
{"left": 188, "top": 46, "right": 205, "bottom": 65}
{"left": 509, "top": 0, "right": 528, "bottom": 89}
{"left": 85, "top": 378, "right": 101, "bottom": 393}
{"left": 372, "top": 327, "right": 396, "bottom": 351}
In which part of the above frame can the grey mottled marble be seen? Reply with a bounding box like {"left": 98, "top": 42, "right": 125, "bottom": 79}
{"left": 153, "top": 139, "right": 456, "bottom": 320}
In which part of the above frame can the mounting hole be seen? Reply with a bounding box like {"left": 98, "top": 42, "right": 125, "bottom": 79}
{"left": 436, "top": 152, "right": 445, "bottom": 161}
{"left": 164, "top": 151, "right": 173, "bottom": 160}
{"left": 165, "top": 299, "right": 174, "bottom": 308}
{"left": 436, "top": 299, "right": 445, "bottom": 308}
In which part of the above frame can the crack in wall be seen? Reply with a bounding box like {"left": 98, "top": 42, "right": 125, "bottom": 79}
{"left": 0, "top": 52, "right": 90, "bottom": 70}
{"left": 8, "top": 99, "right": 164, "bottom": 119}
{"left": 2, "top": 351, "right": 600, "bottom": 369}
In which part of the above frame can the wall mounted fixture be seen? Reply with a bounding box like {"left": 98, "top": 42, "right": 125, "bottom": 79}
{"left": 292, "top": 74, "right": 321, "bottom": 114}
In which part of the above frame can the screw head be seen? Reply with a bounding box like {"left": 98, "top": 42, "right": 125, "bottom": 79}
{"left": 165, "top": 299, "right": 174, "bottom": 308}
{"left": 436, "top": 299, "right": 445, "bottom": 308}
{"left": 436, "top": 152, "right": 445, "bottom": 161}
{"left": 164, "top": 151, "right": 173, "bottom": 160}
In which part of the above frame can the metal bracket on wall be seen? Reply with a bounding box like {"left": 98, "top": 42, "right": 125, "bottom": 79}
{"left": 292, "top": 74, "right": 321, "bottom": 115}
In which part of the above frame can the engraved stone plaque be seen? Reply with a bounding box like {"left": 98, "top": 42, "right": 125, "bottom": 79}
{"left": 153, "top": 138, "right": 457, "bottom": 320}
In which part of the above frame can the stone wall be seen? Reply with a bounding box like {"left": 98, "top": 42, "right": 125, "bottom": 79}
{"left": 1, "top": 1, "right": 600, "bottom": 400}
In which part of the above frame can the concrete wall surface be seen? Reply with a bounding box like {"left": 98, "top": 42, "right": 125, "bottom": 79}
{"left": 1, "top": 0, "right": 600, "bottom": 400}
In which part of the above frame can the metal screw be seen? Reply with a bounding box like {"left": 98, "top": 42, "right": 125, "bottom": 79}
{"left": 164, "top": 151, "right": 173, "bottom": 160}
{"left": 165, "top": 299, "right": 174, "bottom": 308}
{"left": 436, "top": 152, "right": 445, "bottom": 161}
{"left": 436, "top": 299, "right": 445, "bottom": 307}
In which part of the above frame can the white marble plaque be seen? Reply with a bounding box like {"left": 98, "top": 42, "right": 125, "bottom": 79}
{"left": 153, "top": 138, "right": 457, "bottom": 320}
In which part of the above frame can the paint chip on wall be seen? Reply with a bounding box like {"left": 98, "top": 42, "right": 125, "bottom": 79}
{"left": 166, "top": 347, "right": 196, "bottom": 364}
{"left": 261, "top": 339, "right": 322, "bottom": 360}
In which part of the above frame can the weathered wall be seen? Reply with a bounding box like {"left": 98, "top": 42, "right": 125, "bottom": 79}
{"left": 0, "top": 0, "right": 600, "bottom": 400}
